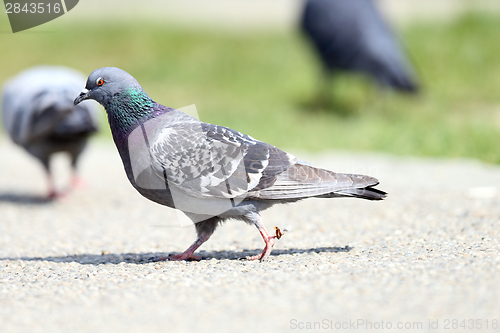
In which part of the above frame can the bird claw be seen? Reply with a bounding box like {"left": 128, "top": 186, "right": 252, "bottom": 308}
{"left": 153, "top": 252, "right": 202, "bottom": 261}
{"left": 245, "top": 253, "right": 264, "bottom": 261}
{"left": 170, "top": 253, "right": 202, "bottom": 261}
{"left": 47, "top": 191, "right": 58, "bottom": 200}
{"left": 47, "top": 190, "right": 68, "bottom": 200}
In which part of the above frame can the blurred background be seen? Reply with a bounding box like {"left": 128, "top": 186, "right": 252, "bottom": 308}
{"left": 1, "top": 0, "right": 500, "bottom": 163}
{"left": 1, "top": 3, "right": 500, "bottom": 331}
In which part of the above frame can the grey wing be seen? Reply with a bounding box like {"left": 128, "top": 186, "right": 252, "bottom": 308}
{"left": 149, "top": 122, "right": 298, "bottom": 199}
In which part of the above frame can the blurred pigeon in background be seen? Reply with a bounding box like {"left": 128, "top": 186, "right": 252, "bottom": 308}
{"left": 2, "top": 66, "right": 100, "bottom": 198}
{"left": 74, "top": 67, "right": 386, "bottom": 262}
{"left": 301, "top": 0, "right": 419, "bottom": 99}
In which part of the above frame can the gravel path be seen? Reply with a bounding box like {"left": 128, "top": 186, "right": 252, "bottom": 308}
{"left": 1, "top": 138, "right": 499, "bottom": 332}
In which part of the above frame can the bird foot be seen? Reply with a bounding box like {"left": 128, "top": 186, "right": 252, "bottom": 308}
{"left": 47, "top": 190, "right": 68, "bottom": 200}
{"left": 153, "top": 252, "right": 202, "bottom": 262}
{"left": 245, "top": 224, "right": 286, "bottom": 262}
{"left": 70, "top": 176, "right": 87, "bottom": 189}
{"left": 154, "top": 234, "right": 210, "bottom": 262}
{"left": 245, "top": 253, "right": 264, "bottom": 261}
{"left": 47, "top": 191, "right": 58, "bottom": 200}
{"left": 246, "top": 236, "right": 276, "bottom": 262}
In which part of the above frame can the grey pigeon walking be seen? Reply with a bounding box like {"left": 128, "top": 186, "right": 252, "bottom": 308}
{"left": 301, "top": 0, "right": 418, "bottom": 94}
{"left": 2, "top": 66, "right": 100, "bottom": 198}
{"left": 74, "top": 67, "right": 386, "bottom": 261}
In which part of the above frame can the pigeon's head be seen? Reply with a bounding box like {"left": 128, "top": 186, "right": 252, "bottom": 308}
{"left": 74, "top": 67, "right": 144, "bottom": 108}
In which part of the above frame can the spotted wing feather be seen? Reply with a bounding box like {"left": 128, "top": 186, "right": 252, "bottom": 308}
{"left": 149, "top": 121, "right": 298, "bottom": 199}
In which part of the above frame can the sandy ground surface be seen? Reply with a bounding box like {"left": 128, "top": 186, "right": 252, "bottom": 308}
{"left": 1, "top": 138, "right": 499, "bottom": 332}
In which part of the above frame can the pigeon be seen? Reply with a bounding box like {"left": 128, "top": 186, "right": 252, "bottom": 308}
{"left": 74, "top": 67, "right": 386, "bottom": 261}
{"left": 2, "top": 66, "right": 100, "bottom": 198}
{"left": 301, "top": 0, "right": 418, "bottom": 93}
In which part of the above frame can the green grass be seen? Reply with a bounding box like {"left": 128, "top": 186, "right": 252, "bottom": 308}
{"left": 1, "top": 13, "right": 500, "bottom": 163}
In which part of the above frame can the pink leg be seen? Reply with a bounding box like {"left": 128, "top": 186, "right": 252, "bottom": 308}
{"left": 70, "top": 169, "right": 86, "bottom": 189}
{"left": 46, "top": 172, "right": 59, "bottom": 199}
{"left": 246, "top": 217, "right": 278, "bottom": 262}
{"left": 155, "top": 232, "right": 212, "bottom": 262}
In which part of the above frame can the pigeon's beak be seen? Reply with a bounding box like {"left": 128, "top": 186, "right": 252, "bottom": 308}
{"left": 74, "top": 88, "right": 90, "bottom": 106}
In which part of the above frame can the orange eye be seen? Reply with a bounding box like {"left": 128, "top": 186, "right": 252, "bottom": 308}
{"left": 96, "top": 78, "right": 104, "bottom": 86}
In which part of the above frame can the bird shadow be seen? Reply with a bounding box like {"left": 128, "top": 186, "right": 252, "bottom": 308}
{"left": 0, "top": 192, "right": 53, "bottom": 205}
{"left": 1, "top": 246, "right": 353, "bottom": 265}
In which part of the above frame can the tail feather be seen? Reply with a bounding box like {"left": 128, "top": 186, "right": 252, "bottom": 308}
{"left": 252, "top": 163, "right": 387, "bottom": 201}
{"left": 333, "top": 186, "right": 387, "bottom": 200}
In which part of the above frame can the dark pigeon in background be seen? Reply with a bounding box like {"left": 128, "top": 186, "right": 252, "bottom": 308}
{"left": 74, "top": 67, "right": 386, "bottom": 261}
{"left": 301, "top": 0, "right": 419, "bottom": 94}
{"left": 2, "top": 66, "right": 100, "bottom": 198}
